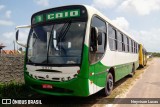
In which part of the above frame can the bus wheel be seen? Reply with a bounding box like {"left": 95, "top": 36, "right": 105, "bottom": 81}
{"left": 129, "top": 65, "right": 135, "bottom": 77}
{"left": 105, "top": 73, "right": 113, "bottom": 96}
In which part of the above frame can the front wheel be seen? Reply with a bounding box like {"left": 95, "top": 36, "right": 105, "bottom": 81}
{"left": 105, "top": 73, "right": 113, "bottom": 96}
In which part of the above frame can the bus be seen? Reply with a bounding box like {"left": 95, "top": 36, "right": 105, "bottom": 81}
{"left": 15, "top": 5, "right": 139, "bottom": 96}
{"left": 139, "top": 44, "right": 147, "bottom": 67}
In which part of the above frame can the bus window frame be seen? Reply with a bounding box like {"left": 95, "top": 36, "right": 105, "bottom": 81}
{"left": 108, "top": 24, "right": 117, "bottom": 51}
{"left": 26, "top": 19, "right": 87, "bottom": 67}
{"left": 89, "top": 15, "right": 107, "bottom": 65}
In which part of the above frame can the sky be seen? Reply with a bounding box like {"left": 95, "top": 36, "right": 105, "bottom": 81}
{"left": 0, "top": 0, "right": 160, "bottom": 52}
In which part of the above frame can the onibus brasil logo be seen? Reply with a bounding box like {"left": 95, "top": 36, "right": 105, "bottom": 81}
{"left": 2, "top": 99, "right": 42, "bottom": 104}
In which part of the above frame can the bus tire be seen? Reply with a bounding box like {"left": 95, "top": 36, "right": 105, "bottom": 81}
{"left": 129, "top": 64, "right": 135, "bottom": 77}
{"left": 105, "top": 72, "right": 113, "bottom": 96}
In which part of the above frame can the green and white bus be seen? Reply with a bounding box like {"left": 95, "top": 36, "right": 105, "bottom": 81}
{"left": 15, "top": 5, "right": 139, "bottom": 96}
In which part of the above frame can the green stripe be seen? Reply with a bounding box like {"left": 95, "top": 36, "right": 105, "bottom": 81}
{"left": 89, "top": 60, "right": 139, "bottom": 87}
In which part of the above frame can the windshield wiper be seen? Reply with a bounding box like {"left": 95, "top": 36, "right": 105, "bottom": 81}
{"left": 57, "top": 20, "right": 72, "bottom": 43}
{"left": 45, "top": 21, "right": 72, "bottom": 63}
{"left": 57, "top": 20, "right": 72, "bottom": 56}
{"left": 32, "top": 30, "right": 40, "bottom": 47}
{"left": 45, "top": 24, "right": 55, "bottom": 63}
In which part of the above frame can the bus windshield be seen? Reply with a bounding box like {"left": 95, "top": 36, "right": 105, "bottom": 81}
{"left": 27, "top": 21, "right": 86, "bottom": 65}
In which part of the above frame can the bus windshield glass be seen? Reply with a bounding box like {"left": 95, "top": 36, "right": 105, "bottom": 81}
{"left": 27, "top": 21, "right": 86, "bottom": 65}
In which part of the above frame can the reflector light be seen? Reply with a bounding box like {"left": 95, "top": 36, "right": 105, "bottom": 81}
{"left": 90, "top": 81, "right": 93, "bottom": 84}
{"left": 90, "top": 73, "right": 92, "bottom": 76}
{"left": 77, "top": 70, "right": 80, "bottom": 74}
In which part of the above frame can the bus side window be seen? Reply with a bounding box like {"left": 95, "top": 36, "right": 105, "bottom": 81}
{"left": 129, "top": 39, "right": 132, "bottom": 53}
{"left": 124, "top": 35, "right": 128, "bottom": 52}
{"left": 89, "top": 16, "right": 107, "bottom": 64}
{"left": 131, "top": 40, "right": 133, "bottom": 53}
{"left": 117, "top": 31, "right": 123, "bottom": 52}
{"left": 108, "top": 25, "right": 117, "bottom": 51}
{"left": 127, "top": 37, "right": 129, "bottom": 52}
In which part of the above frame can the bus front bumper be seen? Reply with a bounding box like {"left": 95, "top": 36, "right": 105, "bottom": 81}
{"left": 24, "top": 72, "right": 89, "bottom": 97}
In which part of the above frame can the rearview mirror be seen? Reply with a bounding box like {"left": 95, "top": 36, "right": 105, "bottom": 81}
{"left": 90, "top": 27, "right": 98, "bottom": 52}
{"left": 16, "top": 29, "right": 19, "bottom": 41}
{"left": 98, "top": 32, "right": 102, "bottom": 45}
{"left": 15, "top": 25, "right": 31, "bottom": 48}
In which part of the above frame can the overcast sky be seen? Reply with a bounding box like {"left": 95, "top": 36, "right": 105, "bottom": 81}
{"left": 0, "top": 0, "right": 160, "bottom": 52}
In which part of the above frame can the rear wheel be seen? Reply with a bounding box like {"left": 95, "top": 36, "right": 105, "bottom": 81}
{"left": 105, "top": 73, "right": 113, "bottom": 96}
{"left": 129, "top": 65, "right": 135, "bottom": 77}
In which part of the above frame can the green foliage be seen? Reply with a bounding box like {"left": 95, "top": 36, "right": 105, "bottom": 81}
{"left": 148, "top": 52, "right": 160, "bottom": 57}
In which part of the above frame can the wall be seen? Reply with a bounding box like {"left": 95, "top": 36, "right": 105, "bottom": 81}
{"left": 0, "top": 55, "right": 24, "bottom": 83}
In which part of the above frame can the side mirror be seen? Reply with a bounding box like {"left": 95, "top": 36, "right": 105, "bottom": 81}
{"left": 98, "top": 32, "right": 102, "bottom": 45}
{"left": 15, "top": 25, "right": 31, "bottom": 48}
{"left": 90, "top": 27, "right": 98, "bottom": 52}
{"left": 16, "top": 29, "right": 19, "bottom": 41}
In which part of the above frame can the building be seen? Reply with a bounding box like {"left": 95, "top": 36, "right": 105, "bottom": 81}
{"left": 1, "top": 50, "right": 20, "bottom": 55}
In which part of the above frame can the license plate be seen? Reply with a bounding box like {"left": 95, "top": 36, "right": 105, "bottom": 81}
{"left": 42, "top": 84, "right": 53, "bottom": 89}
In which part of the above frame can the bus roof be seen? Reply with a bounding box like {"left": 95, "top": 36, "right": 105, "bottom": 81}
{"left": 31, "top": 4, "right": 139, "bottom": 43}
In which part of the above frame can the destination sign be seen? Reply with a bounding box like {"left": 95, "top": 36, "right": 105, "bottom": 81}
{"left": 33, "top": 9, "right": 80, "bottom": 24}
{"left": 46, "top": 9, "right": 80, "bottom": 20}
